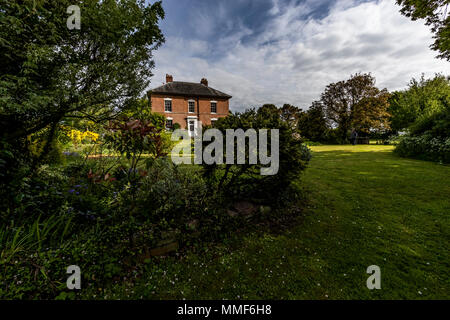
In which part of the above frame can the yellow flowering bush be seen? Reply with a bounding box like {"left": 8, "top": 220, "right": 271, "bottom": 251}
{"left": 67, "top": 129, "right": 99, "bottom": 145}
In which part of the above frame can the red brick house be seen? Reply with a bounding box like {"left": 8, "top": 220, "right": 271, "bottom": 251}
{"left": 147, "top": 74, "right": 232, "bottom": 136}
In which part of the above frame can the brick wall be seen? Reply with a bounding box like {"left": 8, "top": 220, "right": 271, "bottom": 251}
{"left": 150, "top": 94, "right": 229, "bottom": 128}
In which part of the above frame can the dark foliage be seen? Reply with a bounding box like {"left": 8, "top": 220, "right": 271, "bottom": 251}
{"left": 396, "top": 0, "right": 450, "bottom": 60}
{"left": 395, "top": 98, "right": 450, "bottom": 162}
{"left": 201, "top": 105, "right": 311, "bottom": 203}
{"left": 297, "top": 101, "right": 329, "bottom": 143}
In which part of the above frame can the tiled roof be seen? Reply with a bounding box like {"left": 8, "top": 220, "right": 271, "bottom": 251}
{"left": 149, "top": 81, "right": 232, "bottom": 99}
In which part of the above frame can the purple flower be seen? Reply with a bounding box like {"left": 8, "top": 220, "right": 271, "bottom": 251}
{"left": 68, "top": 189, "right": 75, "bottom": 194}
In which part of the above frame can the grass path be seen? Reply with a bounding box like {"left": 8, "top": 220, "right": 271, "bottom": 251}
{"left": 90, "top": 145, "right": 450, "bottom": 299}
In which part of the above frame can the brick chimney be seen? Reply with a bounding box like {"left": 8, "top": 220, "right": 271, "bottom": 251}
{"left": 166, "top": 74, "right": 173, "bottom": 83}
{"left": 200, "top": 78, "right": 208, "bottom": 86}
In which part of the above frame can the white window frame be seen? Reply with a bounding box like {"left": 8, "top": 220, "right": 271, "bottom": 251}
{"left": 164, "top": 98, "right": 172, "bottom": 113}
{"left": 165, "top": 117, "right": 173, "bottom": 130}
{"left": 188, "top": 99, "right": 195, "bottom": 113}
{"left": 210, "top": 100, "right": 217, "bottom": 114}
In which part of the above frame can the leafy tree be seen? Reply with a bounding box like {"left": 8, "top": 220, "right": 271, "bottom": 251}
{"left": 352, "top": 90, "right": 391, "bottom": 135}
{"left": 388, "top": 91, "right": 416, "bottom": 133}
{"left": 0, "top": 0, "right": 165, "bottom": 145}
{"left": 396, "top": 0, "right": 450, "bottom": 60}
{"left": 389, "top": 74, "right": 450, "bottom": 132}
{"left": 320, "top": 73, "right": 390, "bottom": 141}
{"left": 297, "top": 101, "right": 329, "bottom": 142}
{"left": 409, "top": 97, "right": 450, "bottom": 137}
{"left": 123, "top": 98, "right": 166, "bottom": 129}
{"left": 260, "top": 104, "right": 279, "bottom": 114}
{"left": 279, "top": 104, "right": 302, "bottom": 130}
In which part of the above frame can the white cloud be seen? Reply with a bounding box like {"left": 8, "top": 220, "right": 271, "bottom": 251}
{"left": 150, "top": 0, "right": 450, "bottom": 111}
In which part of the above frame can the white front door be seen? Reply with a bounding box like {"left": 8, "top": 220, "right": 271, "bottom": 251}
{"left": 187, "top": 118, "right": 197, "bottom": 137}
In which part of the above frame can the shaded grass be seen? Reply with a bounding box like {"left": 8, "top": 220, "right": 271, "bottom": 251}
{"left": 83, "top": 145, "right": 450, "bottom": 299}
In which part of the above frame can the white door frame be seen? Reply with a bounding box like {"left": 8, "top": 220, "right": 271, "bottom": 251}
{"left": 187, "top": 116, "right": 198, "bottom": 137}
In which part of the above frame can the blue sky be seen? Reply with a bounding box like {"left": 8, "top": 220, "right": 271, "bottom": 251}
{"left": 149, "top": 0, "right": 450, "bottom": 111}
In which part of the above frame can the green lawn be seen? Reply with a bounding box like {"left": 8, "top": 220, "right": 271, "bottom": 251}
{"left": 85, "top": 145, "right": 450, "bottom": 299}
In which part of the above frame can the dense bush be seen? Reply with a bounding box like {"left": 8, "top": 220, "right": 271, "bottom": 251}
{"left": 29, "top": 133, "right": 66, "bottom": 165}
{"left": 130, "top": 159, "right": 208, "bottom": 219}
{"left": 394, "top": 97, "right": 450, "bottom": 163}
{"left": 395, "top": 135, "right": 450, "bottom": 163}
{"left": 202, "top": 105, "right": 311, "bottom": 202}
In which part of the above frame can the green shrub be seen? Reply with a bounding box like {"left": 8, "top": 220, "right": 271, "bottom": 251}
{"left": 394, "top": 98, "right": 450, "bottom": 163}
{"left": 299, "top": 143, "right": 313, "bottom": 161}
{"left": 0, "top": 165, "right": 69, "bottom": 223}
{"left": 28, "top": 128, "right": 66, "bottom": 165}
{"left": 131, "top": 158, "right": 208, "bottom": 219}
{"left": 394, "top": 134, "right": 450, "bottom": 163}
{"left": 202, "top": 105, "right": 311, "bottom": 202}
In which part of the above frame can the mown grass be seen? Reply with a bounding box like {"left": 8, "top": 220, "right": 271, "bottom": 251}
{"left": 83, "top": 145, "right": 449, "bottom": 299}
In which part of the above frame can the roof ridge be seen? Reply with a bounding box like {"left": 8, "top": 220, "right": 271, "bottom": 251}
{"left": 149, "top": 80, "right": 232, "bottom": 99}
{"left": 171, "top": 80, "right": 205, "bottom": 84}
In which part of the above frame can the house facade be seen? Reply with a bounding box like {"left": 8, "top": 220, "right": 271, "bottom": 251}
{"left": 148, "top": 74, "right": 232, "bottom": 136}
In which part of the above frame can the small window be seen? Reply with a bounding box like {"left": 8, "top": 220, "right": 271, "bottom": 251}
{"left": 188, "top": 100, "right": 195, "bottom": 113}
{"left": 210, "top": 101, "right": 217, "bottom": 113}
{"left": 211, "top": 118, "right": 218, "bottom": 126}
{"left": 164, "top": 99, "right": 172, "bottom": 112}
{"left": 166, "top": 119, "right": 173, "bottom": 129}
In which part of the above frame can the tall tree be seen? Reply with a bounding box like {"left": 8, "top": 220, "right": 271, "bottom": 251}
{"left": 320, "top": 73, "right": 390, "bottom": 141}
{"left": 0, "top": 0, "right": 165, "bottom": 144}
{"left": 352, "top": 91, "right": 391, "bottom": 135}
{"left": 396, "top": 0, "right": 450, "bottom": 60}
{"left": 389, "top": 74, "right": 450, "bottom": 132}
{"left": 297, "top": 101, "right": 329, "bottom": 142}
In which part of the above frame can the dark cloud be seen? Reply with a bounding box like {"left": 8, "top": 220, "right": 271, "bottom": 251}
{"left": 160, "top": 0, "right": 275, "bottom": 42}
{"left": 151, "top": 0, "right": 450, "bottom": 111}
